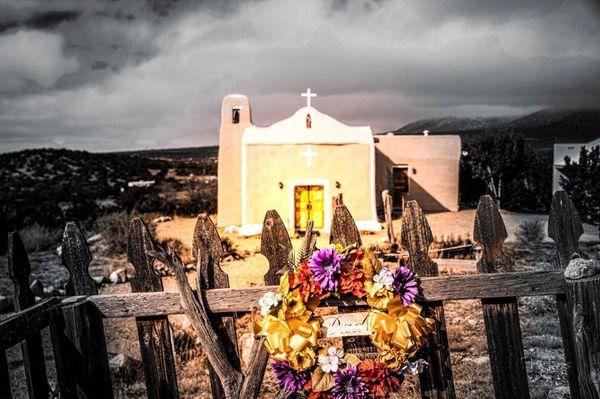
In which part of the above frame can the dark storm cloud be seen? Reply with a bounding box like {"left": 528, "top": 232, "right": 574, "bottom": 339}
{"left": 0, "top": 0, "right": 599, "bottom": 152}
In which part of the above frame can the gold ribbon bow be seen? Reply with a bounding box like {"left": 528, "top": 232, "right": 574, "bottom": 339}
{"left": 367, "top": 298, "right": 435, "bottom": 359}
{"left": 254, "top": 311, "right": 320, "bottom": 370}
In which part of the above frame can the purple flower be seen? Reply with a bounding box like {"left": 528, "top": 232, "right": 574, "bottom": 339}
{"left": 309, "top": 247, "right": 343, "bottom": 291}
{"left": 332, "top": 365, "right": 369, "bottom": 399}
{"left": 393, "top": 266, "right": 419, "bottom": 306}
{"left": 271, "top": 360, "right": 310, "bottom": 391}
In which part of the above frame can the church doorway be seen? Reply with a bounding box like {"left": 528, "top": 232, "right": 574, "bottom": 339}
{"left": 294, "top": 185, "right": 324, "bottom": 230}
{"left": 392, "top": 165, "right": 410, "bottom": 209}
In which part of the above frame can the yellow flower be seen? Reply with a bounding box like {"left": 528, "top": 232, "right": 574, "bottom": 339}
{"left": 281, "top": 289, "right": 307, "bottom": 319}
{"left": 278, "top": 271, "right": 290, "bottom": 296}
{"left": 362, "top": 249, "right": 382, "bottom": 279}
{"left": 288, "top": 347, "right": 316, "bottom": 371}
{"left": 365, "top": 280, "right": 393, "bottom": 310}
{"left": 376, "top": 348, "right": 406, "bottom": 369}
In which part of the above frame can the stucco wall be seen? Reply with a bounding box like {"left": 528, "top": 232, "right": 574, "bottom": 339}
{"left": 244, "top": 143, "right": 374, "bottom": 229}
{"left": 375, "top": 134, "right": 461, "bottom": 212}
{"left": 217, "top": 95, "right": 251, "bottom": 227}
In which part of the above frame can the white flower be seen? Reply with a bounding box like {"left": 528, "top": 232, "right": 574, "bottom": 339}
{"left": 258, "top": 291, "right": 282, "bottom": 316}
{"left": 401, "top": 359, "right": 428, "bottom": 375}
{"left": 373, "top": 267, "right": 394, "bottom": 291}
{"left": 317, "top": 347, "right": 344, "bottom": 373}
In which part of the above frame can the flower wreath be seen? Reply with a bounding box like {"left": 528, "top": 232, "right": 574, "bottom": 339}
{"left": 254, "top": 245, "right": 435, "bottom": 398}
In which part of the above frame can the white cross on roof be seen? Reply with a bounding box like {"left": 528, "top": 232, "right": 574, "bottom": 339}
{"left": 301, "top": 88, "right": 317, "bottom": 107}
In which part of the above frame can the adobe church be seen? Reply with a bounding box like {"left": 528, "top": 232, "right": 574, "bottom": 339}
{"left": 218, "top": 90, "right": 460, "bottom": 235}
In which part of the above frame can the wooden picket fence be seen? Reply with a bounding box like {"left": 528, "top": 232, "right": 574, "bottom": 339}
{"left": 1, "top": 190, "right": 599, "bottom": 399}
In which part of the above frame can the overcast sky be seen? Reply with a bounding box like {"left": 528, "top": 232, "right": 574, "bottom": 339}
{"left": 0, "top": 0, "right": 599, "bottom": 152}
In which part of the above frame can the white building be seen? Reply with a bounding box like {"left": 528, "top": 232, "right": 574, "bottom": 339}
{"left": 553, "top": 138, "right": 600, "bottom": 192}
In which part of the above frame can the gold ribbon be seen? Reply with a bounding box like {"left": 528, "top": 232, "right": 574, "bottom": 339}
{"left": 254, "top": 311, "right": 320, "bottom": 368}
{"left": 367, "top": 299, "right": 435, "bottom": 358}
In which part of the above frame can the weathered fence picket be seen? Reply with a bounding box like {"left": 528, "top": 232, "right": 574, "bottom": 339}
{"left": 193, "top": 215, "right": 239, "bottom": 399}
{"left": 564, "top": 267, "right": 600, "bottom": 398}
{"left": 243, "top": 209, "right": 295, "bottom": 398}
{"left": 1, "top": 350, "right": 12, "bottom": 399}
{"left": 401, "top": 200, "right": 455, "bottom": 399}
{"left": 50, "top": 222, "right": 114, "bottom": 399}
{"left": 128, "top": 218, "right": 179, "bottom": 399}
{"left": 548, "top": 190, "right": 585, "bottom": 399}
{"left": 7, "top": 231, "right": 49, "bottom": 399}
{"left": 474, "top": 196, "right": 530, "bottom": 399}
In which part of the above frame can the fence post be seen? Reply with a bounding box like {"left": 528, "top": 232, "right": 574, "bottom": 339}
{"left": 128, "top": 218, "right": 179, "bottom": 399}
{"left": 50, "top": 222, "right": 113, "bottom": 399}
{"left": 401, "top": 200, "right": 455, "bottom": 399}
{"left": 193, "top": 215, "right": 239, "bottom": 399}
{"left": 474, "top": 196, "right": 530, "bottom": 399}
{"left": 548, "top": 190, "right": 584, "bottom": 399}
{"left": 330, "top": 204, "right": 378, "bottom": 357}
{"left": 1, "top": 350, "right": 12, "bottom": 398}
{"left": 241, "top": 210, "right": 293, "bottom": 398}
{"left": 7, "top": 232, "right": 49, "bottom": 399}
{"left": 382, "top": 190, "right": 396, "bottom": 246}
{"left": 564, "top": 264, "right": 600, "bottom": 398}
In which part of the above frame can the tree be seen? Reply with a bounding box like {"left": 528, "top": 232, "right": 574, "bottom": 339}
{"left": 559, "top": 145, "right": 600, "bottom": 227}
{"left": 460, "top": 134, "right": 551, "bottom": 211}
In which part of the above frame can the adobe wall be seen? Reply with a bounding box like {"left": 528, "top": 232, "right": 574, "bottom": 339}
{"left": 217, "top": 95, "right": 252, "bottom": 227}
{"left": 375, "top": 134, "right": 461, "bottom": 212}
{"left": 244, "top": 143, "right": 374, "bottom": 230}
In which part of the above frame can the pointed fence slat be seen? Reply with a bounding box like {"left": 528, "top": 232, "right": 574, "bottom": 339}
{"left": 548, "top": 190, "right": 584, "bottom": 399}
{"left": 1, "top": 350, "right": 12, "bottom": 399}
{"left": 474, "top": 196, "right": 530, "bottom": 399}
{"left": 7, "top": 232, "right": 49, "bottom": 399}
{"left": 50, "top": 222, "right": 114, "bottom": 399}
{"left": 330, "top": 205, "right": 375, "bottom": 357}
{"left": 128, "top": 218, "right": 179, "bottom": 399}
{"left": 401, "top": 201, "right": 455, "bottom": 399}
{"left": 239, "top": 210, "right": 293, "bottom": 399}
{"left": 193, "top": 215, "right": 239, "bottom": 399}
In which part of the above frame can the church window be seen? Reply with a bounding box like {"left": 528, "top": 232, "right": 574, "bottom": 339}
{"left": 306, "top": 113, "right": 312, "bottom": 129}
{"left": 232, "top": 107, "right": 241, "bottom": 124}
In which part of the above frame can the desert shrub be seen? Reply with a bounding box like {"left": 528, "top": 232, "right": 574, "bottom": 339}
{"left": 515, "top": 219, "right": 545, "bottom": 247}
{"left": 96, "top": 211, "right": 131, "bottom": 255}
{"left": 19, "top": 224, "right": 63, "bottom": 252}
{"left": 460, "top": 134, "right": 551, "bottom": 212}
{"left": 156, "top": 237, "right": 193, "bottom": 265}
{"left": 430, "top": 234, "right": 475, "bottom": 259}
{"left": 221, "top": 237, "right": 245, "bottom": 260}
{"left": 560, "top": 145, "right": 600, "bottom": 228}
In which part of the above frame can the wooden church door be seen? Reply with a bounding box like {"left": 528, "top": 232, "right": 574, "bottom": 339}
{"left": 294, "top": 185, "right": 324, "bottom": 230}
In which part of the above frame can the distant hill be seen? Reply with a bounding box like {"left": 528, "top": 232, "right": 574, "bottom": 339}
{"left": 397, "top": 115, "right": 516, "bottom": 133}
{"left": 117, "top": 145, "right": 218, "bottom": 160}
{"left": 393, "top": 108, "right": 600, "bottom": 150}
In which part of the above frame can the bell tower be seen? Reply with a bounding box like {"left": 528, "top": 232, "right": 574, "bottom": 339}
{"left": 217, "top": 94, "right": 252, "bottom": 227}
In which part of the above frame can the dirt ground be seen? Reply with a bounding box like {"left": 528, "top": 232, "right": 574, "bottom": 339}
{"left": 1, "top": 210, "right": 599, "bottom": 398}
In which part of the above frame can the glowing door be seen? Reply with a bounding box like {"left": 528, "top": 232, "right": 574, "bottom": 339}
{"left": 294, "top": 185, "right": 324, "bottom": 230}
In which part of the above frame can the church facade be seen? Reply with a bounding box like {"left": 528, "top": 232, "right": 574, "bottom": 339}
{"left": 217, "top": 91, "right": 460, "bottom": 235}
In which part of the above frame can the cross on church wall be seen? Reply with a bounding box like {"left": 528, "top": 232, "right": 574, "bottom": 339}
{"left": 301, "top": 88, "right": 317, "bottom": 107}
{"left": 300, "top": 145, "right": 318, "bottom": 168}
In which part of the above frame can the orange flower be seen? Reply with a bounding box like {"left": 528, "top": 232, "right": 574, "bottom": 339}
{"left": 339, "top": 265, "right": 367, "bottom": 298}
{"left": 290, "top": 261, "right": 329, "bottom": 303}
{"left": 357, "top": 359, "right": 402, "bottom": 398}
